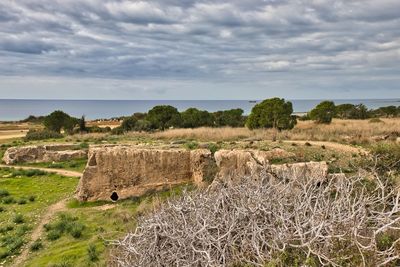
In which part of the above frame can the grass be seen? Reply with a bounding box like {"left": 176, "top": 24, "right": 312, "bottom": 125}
{"left": 0, "top": 167, "right": 79, "bottom": 265}
{"left": 19, "top": 158, "right": 88, "bottom": 172}
{"left": 24, "top": 184, "right": 193, "bottom": 267}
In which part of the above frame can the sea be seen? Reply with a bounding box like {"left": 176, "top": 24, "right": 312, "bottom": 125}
{"left": 0, "top": 99, "right": 399, "bottom": 121}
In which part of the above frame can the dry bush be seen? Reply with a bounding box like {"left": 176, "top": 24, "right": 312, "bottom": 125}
{"left": 113, "top": 172, "right": 400, "bottom": 267}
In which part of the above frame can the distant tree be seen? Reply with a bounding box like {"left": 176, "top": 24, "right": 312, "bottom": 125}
{"left": 213, "top": 109, "right": 245, "bottom": 127}
{"left": 147, "top": 105, "right": 181, "bottom": 130}
{"left": 373, "top": 106, "right": 399, "bottom": 118}
{"left": 134, "top": 120, "right": 152, "bottom": 132}
{"left": 335, "top": 104, "right": 355, "bottom": 119}
{"left": 43, "top": 110, "right": 78, "bottom": 134}
{"left": 132, "top": 112, "right": 147, "bottom": 120}
{"left": 181, "top": 108, "right": 214, "bottom": 128}
{"left": 79, "top": 115, "right": 87, "bottom": 132}
{"left": 121, "top": 116, "right": 138, "bottom": 132}
{"left": 349, "top": 104, "right": 369, "bottom": 119}
{"left": 246, "top": 98, "right": 296, "bottom": 130}
{"left": 310, "top": 101, "right": 336, "bottom": 124}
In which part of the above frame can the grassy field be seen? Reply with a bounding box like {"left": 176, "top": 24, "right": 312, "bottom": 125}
{"left": 19, "top": 159, "right": 88, "bottom": 173}
{"left": 23, "top": 185, "right": 191, "bottom": 267}
{"left": 0, "top": 168, "right": 79, "bottom": 265}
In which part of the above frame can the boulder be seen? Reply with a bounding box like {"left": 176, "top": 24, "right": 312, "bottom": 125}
{"left": 270, "top": 161, "right": 328, "bottom": 183}
{"left": 2, "top": 144, "right": 87, "bottom": 165}
{"left": 76, "top": 146, "right": 214, "bottom": 201}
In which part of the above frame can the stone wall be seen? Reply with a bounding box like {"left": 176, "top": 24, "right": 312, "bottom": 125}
{"left": 76, "top": 146, "right": 328, "bottom": 201}
{"left": 2, "top": 144, "right": 87, "bottom": 165}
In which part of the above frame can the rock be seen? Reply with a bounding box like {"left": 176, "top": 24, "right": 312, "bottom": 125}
{"left": 76, "top": 146, "right": 215, "bottom": 201}
{"left": 396, "top": 137, "right": 400, "bottom": 144}
{"left": 213, "top": 150, "right": 270, "bottom": 185}
{"left": 2, "top": 144, "right": 87, "bottom": 165}
{"left": 190, "top": 149, "right": 218, "bottom": 187}
{"left": 270, "top": 161, "right": 328, "bottom": 183}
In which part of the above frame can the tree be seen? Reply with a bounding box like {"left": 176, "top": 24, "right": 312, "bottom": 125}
{"left": 147, "top": 105, "right": 181, "bottom": 130}
{"left": 310, "top": 101, "right": 336, "bottom": 124}
{"left": 335, "top": 104, "right": 355, "bottom": 119}
{"left": 181, "top": 108, "right": 213, "bottom": 128}
{"left": 43, "top": 110, "right": 78, "bottom": 133}
{"left": 79, "top": 115, "right": 87, "bottom": 132}
{"left": 213, "top": 109, "right": 245, "bottom": 127}
{"left": 121, "top": 116, "right": 138, "bottom": 132}
{"left": 246, "top": 98, "right": 296, "bottom": 130}
{"left": 349, "top": 104, "right": 369, "bottom": 119}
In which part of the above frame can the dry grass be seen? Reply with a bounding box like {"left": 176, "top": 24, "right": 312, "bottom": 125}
{"left": 145, "top": 118, "right": 400, "bottom": 144}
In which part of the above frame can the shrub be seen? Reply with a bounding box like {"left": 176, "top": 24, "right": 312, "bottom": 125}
{"left": 369, "top": 118, "right": 384, "bottom": 123}
{"left": 309, "top": 101, "right": 336, "bottom": 124}
{"left": 17, "top": 198, "right": 27, "bottom": 205}
{"left": 114, "top": 173, "right": 400, "bottom": 266}
{"left": 0, "top": 206, "right": 5, "bottom": 212}
{"left": 28, "top": 195, "right": 36, "bottom": 202}
{"left": 246, "top": 98, "right": 296, "bottom": 130}
{"left": 0, "top": 189, "right": 10, "bottom": 198}
{"left": 184, "top": 141, "right": 199, "bottom": 150}
{"left": 69, "top": 222, "right": 85, "bottom": 238}
{"left": 13, "top": 214, "right": 24, "bottom": 224}
{"left": 2, "top": 196, "right": 15, "bottom": 204}
{"left": 30, "top": 240, "right": 43, "bottom": 251}
{"left": 47, "top": 230, "right": 62, "bottom": 241}
{"left": 134, "top": 120, "right": 152, "bottom": 132}
{"left": 111, "top": 126, "right": 124, "bottom": 135}
{"left": 121, "top": 116, "right": 138, "bottom": 132}
{"left": 87, "top": 244, "right": 99, "bottom": 262}
{"left": 24, "top": 129, "right": 63, "bottom": 141}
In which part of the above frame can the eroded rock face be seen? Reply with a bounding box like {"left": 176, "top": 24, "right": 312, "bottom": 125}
{"left": 76, "top": 146, "right": 215, "bottom": 201}
{"left": 2, "top": 144, "right": 87, "bottom": 165}
{"left": 77, "top": 146, "right": 330, "bottom": 201}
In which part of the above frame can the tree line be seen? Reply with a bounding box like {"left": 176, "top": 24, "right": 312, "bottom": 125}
{"left": 23, "top": 98, "right": 400, "bottom": 140}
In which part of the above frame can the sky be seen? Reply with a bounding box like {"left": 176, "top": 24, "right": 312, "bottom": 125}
{"left": 0, "top": 0, "right": 399, "bottom": 100}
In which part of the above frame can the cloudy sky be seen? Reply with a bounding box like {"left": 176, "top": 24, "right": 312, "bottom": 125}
{"left": 0, "top": 0, "right": 399, "bottom": 100}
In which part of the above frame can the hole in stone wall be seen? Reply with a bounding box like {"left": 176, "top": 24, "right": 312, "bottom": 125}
{"left": 110, "top": 192, "right": 119, "bottom": 202}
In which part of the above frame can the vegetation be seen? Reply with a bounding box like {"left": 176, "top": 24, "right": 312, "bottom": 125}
{"left": 309, "top": 101, "right": 336, "bottom": 124}
{"left": 246, "top": 98, "right": 296, "bottom": 130}
{"left": 147, "top": 105, "right": 182, "bottom": 130}
{"left": 24, "top": 129, "right": 63, "bottom": 141}
{"left": 0, "top": 167, "right": 78, "bottom": 264}
{"left": 44, "top": 111, "right": 79, "bottom": 134}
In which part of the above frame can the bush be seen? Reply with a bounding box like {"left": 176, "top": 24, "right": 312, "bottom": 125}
{"left": 0, "top": 206, "right": 5, "bottom": 212}
{"left": 28, "top": 195, "right": 36, "bottom": 202}
{"left": 13, "top": 214, "right": 24, "bottom": 224}
{"left": 184, "top": 141, "right": 199, "bottom": 150}
{"left": 121, "top": 116, "right": 138, "bottom": 132}
{"left": 369, "top": 118, "right": 384, "bottom": 123}
{"left": 10, "top": 168, "right": 47, "bottom": 177}
{"left": 17, "top": 198, "right": 27, "bottom": 205}
{"left": 30, "top": 240, "right": 43, "bottom": 251}
{"left": 111, "top": 126, "right": 124, "bottom": 135}
{"left": 2, "top": 196, "right": 15, "bottom": 204}
{"left": 47, "top": 230, "right": 62, "bottom": 241}
{"left": 87, "top": 244, "right": 99, "bottom": 262}
{"left": 134, "top": 120, "right": 152, "bottom": 132}
{"left": 24, "top": 129, "right": 63, "bottom": 141}
{"left": 0, "top": 189, "right": 10, "bottom": 198}
{"left": 246, "top": 98, "right": 296, "bottom": 130}
{"left": 45, "top": 213, "right": 85, "bottom": 240}
{"left": 309, "top": 101, "right": 336, "bottom": 124}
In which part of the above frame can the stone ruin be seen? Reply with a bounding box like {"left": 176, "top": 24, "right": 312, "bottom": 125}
{"left": 2, "top": 144, "right": 87, "bottom": 165}
{"left": 76, "top": 145, "right": 329, "bottom": 201}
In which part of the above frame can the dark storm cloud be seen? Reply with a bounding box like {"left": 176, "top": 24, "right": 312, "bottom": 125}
{"left": 0, "top": 0, "right": 399, "bottom": 99}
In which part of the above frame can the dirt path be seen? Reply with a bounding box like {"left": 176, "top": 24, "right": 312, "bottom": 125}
{"left": 12, "top": 198, "right": 69, "bottom": 267}
{"left": 0, "top": 164, "right": 82, "bottom": 177}
{"left": 283, "top": 140, "right": 369, "bottom": 155}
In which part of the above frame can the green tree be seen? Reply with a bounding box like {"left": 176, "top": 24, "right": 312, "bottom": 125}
{"left": 121, "top": 116, "right": 138, "bottom": 132}
{"left": 43, "top": 110, "right": 78, "bottom": 133}
{"left": 79, "top": 115, "right": 87, "bottom": 132}
{"left": 181, "top": 108, "right": 213, "bottom": 128}
{"left": 213, "top": 109, "right": 245, "bottom": 127}
{"left": 147, "top": 105, "right": 181, "bottom": 130}
{"left": 335, "top": 104, "right": 355, "bottom": 119}
{"left": 350, "top": 104, "right": 369, "bottom": 119}
{"left": 246, "top": 98, "right": 296, "bottom": 130}
{"left": 310, "top": 101, "right": 336, "bottom": 124}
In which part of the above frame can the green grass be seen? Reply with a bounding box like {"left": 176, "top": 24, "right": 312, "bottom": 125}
{"left": 24, "top": 184, "right": 193, "bottom": 267}
{"left": 19, "top": 158, "right": 88, "bottom": 172}
{"left": 0, "top": 167, "right": 79, "bottom": 265}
